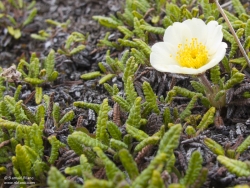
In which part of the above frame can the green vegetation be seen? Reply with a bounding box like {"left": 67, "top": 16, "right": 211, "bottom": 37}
{"left": 1, "top": 0, "right": 250, "bottom": 187}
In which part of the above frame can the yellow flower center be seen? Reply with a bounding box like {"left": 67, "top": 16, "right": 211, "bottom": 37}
{"left": 175, "top": 38, "right": 208, "bottom": 69}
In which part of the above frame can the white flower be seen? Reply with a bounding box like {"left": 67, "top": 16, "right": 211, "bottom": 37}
{"left": 150, "top": 18, "right": 227, "bottom": 75}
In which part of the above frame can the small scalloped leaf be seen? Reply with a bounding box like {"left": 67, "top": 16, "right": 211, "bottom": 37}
{"left": 180, "top": 151, "right": 203, "bottom": 186}
{"left": 210, "top": 65, "right": 221, "bottom": 85}
{"left": 110, "top": 138, "right": 128, "bottom": 151}
{"left": 84, "top": 179, "right": 113, "bottom": 188}
{"left": 190, "top": 81, "right": 206, "bottom": 95}
{"left": 217, "top": 155, "right": 250, "bottom": 177}
{"left": 99, "top": 74, "right": 116, "bottom": 84}
{"left": 14, "top": 85, "right": 22, "bottom": 101}
{"left": 112, "top": 95, "right": 131, "bottom": 112}
{"left": 232, "top": 0, "right": 246, "bottom": 15}
{"left": 180, "top": 95, "right": 198, "bottom": 120}
{"left": 236, "top": 135, "right": 250, "bottom": 154}
{"left": 143, "top": 81, "right": 160, "bottom": 114}
{"left": 94, "top": 147, "right": 125, "bottom": 180}
{"left": 126, "top": 124, "right": 149, "bottom": 141}
{"left": 23, "top": 8, "right": 37, "bottom": 26}
{"left": 119, "top": 149, "right": 139, "bottom": 181}
{"left": 59, "top": 110, "right": 75, "bottom": 125}
{"left": 35, "top": 86, "right": 43, "bottom": 104}
{"left": 68, "top": 131, "right": 109, "bottom": 152}
{"left": 204, "top": 137, "right": 225, "bottom": 156}
{"left": 24, "top": 77, "right": 44, "bottom": 85}
{"left": 196, "top": 107, "right": 215, "bottom": 131}
{"left": 224, "top": 70, "right": 245, "bottom": 90}
{"left": 140, "top": 25, "right": 165, "bottom": 35}
{"left": 131, "top": 153, "right": 167, "bottom": 188}
{"left": 48, "top": 167, "right": 70, "bottom": 188}
{"left": 96, "top": 98, "right": 109, "bottom": 145}
{"left": 52, "top": 103, "right": 60, "bottom": 127}
{"left": 48, "top": 136, "right": 66, "bottom": 164}
{"left": 126, "top": 97, "right": 141, "bottom": 128}
{"left": 93, "top": 16, "right": 122, "bottom": 28}
{"left": 15, "top": 144, "right": 31, "bottom": 176}
{"left": 123, "top": 56, "right": 138, "bottom": 85}
{"left": 21, "top": 103, "right": 36, "bottom": 123}
{"left": 125, "top": 76, "right": 137, "bottom": 105}
{"left": 74, "top": 101, "right": 100, "bottom": 114}
{"left": 134, "top": 136, "right": 160, "bottom": 153}
{"left": 107, "top": 121, "right": 122, "bottom": 140}
{"left": 69, "top": 45, "right": 85, "bottom": 55}
{"left": 81, "top": 71, "right": 101, "bottom": 80}
{"left": 157, "top": 124, "right": 182, "bottom": 157}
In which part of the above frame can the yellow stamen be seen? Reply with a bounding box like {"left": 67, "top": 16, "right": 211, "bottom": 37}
{"left": 175, "top": 38, "right": 208, "bottom": 69}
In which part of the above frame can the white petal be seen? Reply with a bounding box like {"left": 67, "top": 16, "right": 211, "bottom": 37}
{"left": 197, "top": 42, "right": 227, "bottom": 73}
{"left": 151, "top": 42, "right": 177, "bottom": 60}
{"left": 150, "top": 53, "right": 176, "bottom": 72}
{"left": 205, "top": 22, "right": 223, "bottom": 53}
{"left": 183, "top": 18, "right": 208, "bottom": 43}
{"left": 163, "top": 22, "right": 192, "bottom": 45}
{"left": 160, "top": 65, "right": 203, "bottom": 74}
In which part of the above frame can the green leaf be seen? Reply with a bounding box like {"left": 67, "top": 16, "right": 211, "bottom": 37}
{"left": 232, "top": 0, "right": 246, "bottom": 15}
{"left": 148, "top": 170, "right": 164, "bottom": 188}
{"left": 190, "top": 81, "right": 206, "bottom": 95}
{"left": 99, "top": 74, "right": 116, "bottom": 84}
{"left": 131, "top": 153, "right": 167, "bottom": 188}
{"left": 84, "top": 179, "right": 113, "bottom": 188}
{"left": 124, "top": 76, "right": 137, "bottom": 105}
{"left": 126, "top": 124, "right": 149, "bottom": 141}
{"left": 68, "top": 131, "right": 109, "bottom": 152}
{"left": 15, "top": 144, "right": 31, "bottom": 176}
{"left": 217, "top": 155, "right": 250, "bottom": 177}
{"left": 142, "top": 82, "right": 160, "bottom": 115}
{"left": 35, "top": 86, "right": 43, "bottom": 104}
{"left": 180, "top": 151, "right": 203, "bottom": 186}
{"left": 112, "top": 95, "right": 131, "bottom": 112}
{"left": 204, "top": 138, "right": 225, "bottom": 155}
{"left": 47, "top": 167, "right": 70, "bottom": 188}
{"left": 94, "top": 147, "right": 124, "bottom": 180}
{"left": 134, "top": 136, "right": 160, "bottom": 153}
{"left": 224, "top": 69, "right": 245, "bottom": 90}
{"left": 48, "top": 136, "right": 66, "bottom": 164}
{"left": 23, "top": 8, "right": 37, "bottom": 26}
{"left": 81, "top": 71, "right": 101, "bottom": 80}
{"left": 70, "top": 45, "right": 86, "bottom": 55}
{"left": 119, "top": 149, "right": 139, "bottom": 180}
{"left": 110, "top": 139, "right": 128, "bottom": 151}
{"left": 7, "top": 26, "right": 21, "bottom": 39}
{"left": 157, "top": 124, "right": 182, "bottom": 158}
{"left": 74, "top": 101, "right": 100, "bottom": 114}
{"left": 180, "top": 95, "right": 198, "bottom": 120}
{"left": 52, "top": 103, "right": 60, "bottom": 127}
{"left": 236, "top": 135, "right": 250, "bottom": 154}
{"left": 107, "top": 121, "right": 122, "bottom": 140}
{"left": 96, "top": 98, "right": 109, "bottom": 145}
{"left": 126, "top": 97, "right": 142, "bottom": 128}
{"left": 196, "top": 107, "right": 215, "bottom": 131}
{"left": 93, "top": 16, "right": 122, "bottom": 28}
{"left": 59, "top": 110, "right": 75, "bottom": 125}
{"left": 210, "top": 65, "right": 221, "bottom": 85}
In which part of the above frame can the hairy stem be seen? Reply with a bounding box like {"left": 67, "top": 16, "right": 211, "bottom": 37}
{"left": 197, "top": 73, "right": 213, "bottom": 94}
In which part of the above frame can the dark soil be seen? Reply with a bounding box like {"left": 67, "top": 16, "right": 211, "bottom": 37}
{"left": 1, "top": 0, "right": 250, "bottom": 187}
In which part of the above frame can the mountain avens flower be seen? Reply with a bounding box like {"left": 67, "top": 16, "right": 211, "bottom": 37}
{"left": 150, "top": 18, "right": 227, "bottom": 75}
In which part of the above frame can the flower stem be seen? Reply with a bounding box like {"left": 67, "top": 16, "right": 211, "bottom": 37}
{"left": 214, "top": 0, "right": 250, "bottom": 68}
{"left": 197, "top": 73, "right": 213, "bottom": 94}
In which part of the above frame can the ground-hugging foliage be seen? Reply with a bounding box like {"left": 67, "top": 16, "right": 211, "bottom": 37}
{"left": 1, "top": 0, "right": 250, "bottom": 187}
